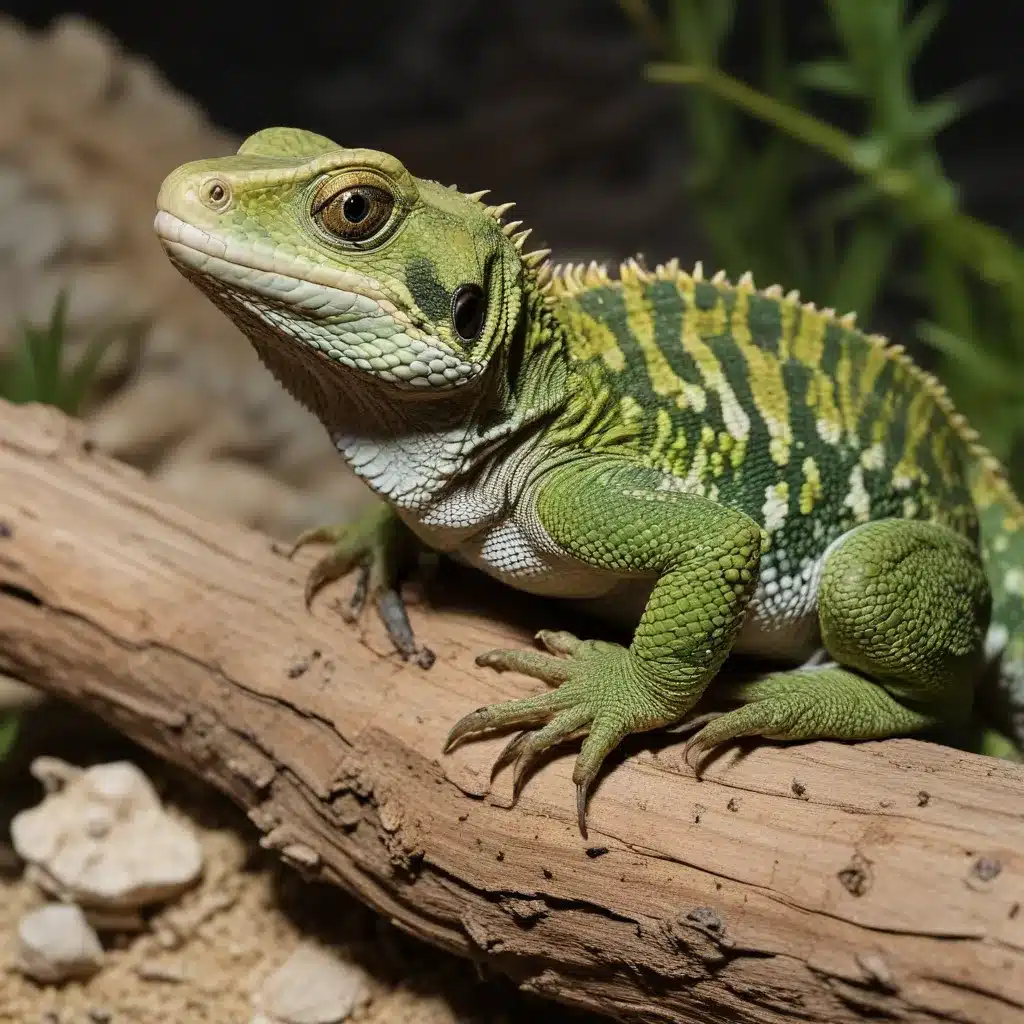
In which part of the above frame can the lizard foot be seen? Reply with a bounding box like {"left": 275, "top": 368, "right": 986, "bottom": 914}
{"left": 683, "top": 666, "right": 934, "bottom": 773}
{"left": 444, "top": 630, "right": 678, "bottom": 836}
{"left": 288, "top": 505, "right": 431, "bottom": 664}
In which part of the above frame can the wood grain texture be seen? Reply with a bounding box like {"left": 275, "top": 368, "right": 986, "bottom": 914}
{"left": 1, "top": 398, "right": 1023, "bottom": 1023}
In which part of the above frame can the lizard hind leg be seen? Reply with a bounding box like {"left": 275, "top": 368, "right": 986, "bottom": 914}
{"left": 686, "top": 518, "right": 990, "bottom": 766}
{"left": 683, "top": 665, "right": 937, "bottom": 769}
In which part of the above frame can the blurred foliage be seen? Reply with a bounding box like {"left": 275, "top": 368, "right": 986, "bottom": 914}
{"left": 621, "top": 0, "right": 1023, "bottom": 488}
{"left": 0, "top": 290, "right": 125, "bottom": 414}
{"left": 0, "top": 714, "right": 17, "bottom": 762}
{"left": 0, "top": 290, "right": 131, "bottom": 761}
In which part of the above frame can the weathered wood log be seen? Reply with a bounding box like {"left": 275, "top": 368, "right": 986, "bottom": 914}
{"left": 1, "top": 398, "right": 1023, "bottom": 1023}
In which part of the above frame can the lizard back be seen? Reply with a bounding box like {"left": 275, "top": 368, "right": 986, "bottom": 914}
{"left": 548, "top": 262, "right": 997, "bottom": 551}
{"left": 543, "top": 260, "right": 1024, "bottom": 671}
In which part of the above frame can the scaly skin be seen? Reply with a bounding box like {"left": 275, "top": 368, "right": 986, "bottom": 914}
{"left": 289, "top": 503, "right": 426, "bottom": 661}
{"left": 154, "top": 127, "right": 1024, "bottom": 835}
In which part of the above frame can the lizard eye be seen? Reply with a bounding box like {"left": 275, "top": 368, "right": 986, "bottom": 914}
{"left": 313, "top": 180, "right": 394, "bottom": 242}
{"left": 200, "top": 177, "right": 232, "bottom": 211}
{"left": 452, "top": 284, "right": 486, "bottom": 341}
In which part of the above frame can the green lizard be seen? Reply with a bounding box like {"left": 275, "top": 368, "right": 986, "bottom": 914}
{"left": 155, "top": 127, "right": 1024, "bottom": 834}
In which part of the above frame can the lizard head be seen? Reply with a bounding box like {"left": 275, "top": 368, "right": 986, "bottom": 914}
{"left": 154, "top": 127, "right": 546, "bottom": 416}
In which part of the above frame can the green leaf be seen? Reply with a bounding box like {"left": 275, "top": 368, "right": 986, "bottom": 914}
{"left": 848, "top": 135, "right": 887, "bottom": 172}
{"left": 24, "top": 289, "right": 70, "bottom": 406}
{"left": 910, "top": 95, "right": 966, "bottom": 141}
{"left": 901, "top": 1, "right": 945, "bottom": 63}
{"left": 810, "top": 181, "right": 881, "bottom": 225}
{"left": 909, "top": 79, "right": 995, "bottom": 142}
{"left": 827, "top": 219, "right": 897, "bottom": 318}
{"left": 950, "top": 390, "right": 1018, "bottom": 462}
{"left": 797, "top": 58, "right": 863, "bottom": 97}
{"left": 0, "top": 713, "right": 19, "bottom": 762}
{"left": 700, "top": 0, "right": 737, "bottom": 53}
{"left": 62, "top": 337, "right": 110, "bottom": 415}
{"left": 922, "top": 242, "right": 973, "bottom": 339}
{"left": 0, "top": 349, "right": 24, "bottom": 403}
{"left": 0, "top": 289, "right": 125, "bottom": 415}
{"left": 916, "top": 321, "right": 1018, "bottom": 393}
{"left": 62, "top": 322, "right": 135, "bottom": 416}
{"left": 669, "top": 0, "right": 735, "bottom": 62}
{"left": 649, "top": 0, "right": 1023, "bottom": 496}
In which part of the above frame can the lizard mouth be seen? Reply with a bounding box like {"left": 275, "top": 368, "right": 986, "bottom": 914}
{"left": 153, "top": 210, "right": 479, "bottom": 390}
{"left": 153, "top": 209, "right": 408, "bottom": 324}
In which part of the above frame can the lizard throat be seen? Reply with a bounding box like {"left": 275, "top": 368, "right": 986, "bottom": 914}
{"left": 170, "top": 251, "right": 508, "bottom": 505}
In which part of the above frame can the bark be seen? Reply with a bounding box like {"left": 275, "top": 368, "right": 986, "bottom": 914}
{"left": 1, "top": 398, "right": 1023, "bottom": 1024}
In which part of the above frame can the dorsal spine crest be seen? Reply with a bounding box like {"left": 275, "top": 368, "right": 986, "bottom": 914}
{"left": 532, "top": 254, "right": 1022, "bottom": 518}
{"left": 457, "top": 169, "right": 1021, "bottom": 518}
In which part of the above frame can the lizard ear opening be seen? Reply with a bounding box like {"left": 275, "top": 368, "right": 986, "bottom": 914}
{"left": 452, "top": 284, "right": 486, "bottom": 342}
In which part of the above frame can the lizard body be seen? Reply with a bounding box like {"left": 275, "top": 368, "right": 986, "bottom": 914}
{"left": 155, "top": 127, "right": 1024, "bottom": 832}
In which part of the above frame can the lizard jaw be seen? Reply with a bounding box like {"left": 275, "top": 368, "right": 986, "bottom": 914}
{"left": 153, "top": 210, "right": 481, "bottom": 391}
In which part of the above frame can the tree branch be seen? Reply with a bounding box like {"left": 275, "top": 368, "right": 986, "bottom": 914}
{"left": 1, "top": 399, "right": 1022, "bottom": 1023}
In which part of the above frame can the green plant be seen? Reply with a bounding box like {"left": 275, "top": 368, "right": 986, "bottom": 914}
{"left": 620, "top": 0, "right": 1023, "bottom": 487}
{"left": 0, "top": 289, "right": 124, "bottom": 414}
{"left": 0, "top": 714, "right": 17, "bottom": 761}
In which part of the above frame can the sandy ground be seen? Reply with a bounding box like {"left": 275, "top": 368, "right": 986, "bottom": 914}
{"left": 0, "top": 706, "right": 597, "bottom": 1024}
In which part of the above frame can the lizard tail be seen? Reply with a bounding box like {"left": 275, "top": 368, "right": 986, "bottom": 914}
{"left": 971, "top": 463, "right": 1024, "bottom": 752}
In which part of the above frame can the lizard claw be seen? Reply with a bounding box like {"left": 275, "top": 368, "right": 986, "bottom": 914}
{"left": 576, "top": 783, "right": 589, "bottom": 840}
{"left": 286, "top": 508, "right": 432, "bottom": 665}
{"left": 443, "top": 687, "right": 569, "bottom": 753}
{"left": 446, "top": 635, "right": 672, "bottom": 836}
{"left": 492, "top": 711, "right": 590, "bottom": 800}
{"left": 338, "top": 560, "right": 371, "bottom": 622}
{"left": 491, "top": 730, "right": 531, "bottom": 779}
{"left": 375, "top": 587, "right": 418, "bottom": 659}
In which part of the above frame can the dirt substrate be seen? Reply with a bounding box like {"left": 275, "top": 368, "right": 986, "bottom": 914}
{"left": 0, "top": 712, "right": 596, "bottom": 1024}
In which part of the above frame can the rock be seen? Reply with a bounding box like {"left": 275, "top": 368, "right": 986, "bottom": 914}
{"left": 156, "top": 888, "right": 238, "bottom": 947}
{"left": 40, "top": 15, "right": 117, "bottom": 115}
{"left": 10, "top": 758, "right": 204, "bottom": 914}
{"left": 68, "top": 199, "right": 118, "bottom": 251}
{"left": 135, "top": 959, "right": 187, "bottom": 983}
{"left": 60, "top": 264, "right": 152, "bottom": 329}
{"left": 0, "top": 15, "right": 360, "bottom": 542}
{"left": 0, "top": 197, "right": 65, "bottom": 269}
{"left": 0, "top": 837, "right": 21, "bottom": 877}
{"left": 16, "top": 903, "right": 104, "bottom": 983}
{"left": 0, "top": 162, "right": 29, "bottom": 211}
{"left": 87, "top": 373, "right": 211, "bottom": 464}
{"left": 253, "top": 942, "right": 371, "bottom": 1024}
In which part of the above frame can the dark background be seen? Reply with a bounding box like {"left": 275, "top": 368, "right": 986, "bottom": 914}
{"left": 5, "top": 0, "right": 1022, "bottom": 265}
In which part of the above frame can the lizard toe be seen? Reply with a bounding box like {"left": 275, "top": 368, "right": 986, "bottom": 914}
{"left": 443, "top": 685, "right": 580, "bottom": 753}
{"left": 504, "top": 708, "right": 591, "bottom": 799}
{"left": 475, "top": 646, "right": 573, "bottom": 684}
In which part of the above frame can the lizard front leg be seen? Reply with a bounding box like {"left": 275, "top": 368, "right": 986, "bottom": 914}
{"left": 444, "top": 457, "right": 762, "bottom": 833}
{"left": 289, "top": 502, "right": 430, "bottom": 663}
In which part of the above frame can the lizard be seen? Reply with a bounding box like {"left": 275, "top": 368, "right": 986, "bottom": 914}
{"left": 154, "top": 126, "right": 1024, "bottom": 835}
